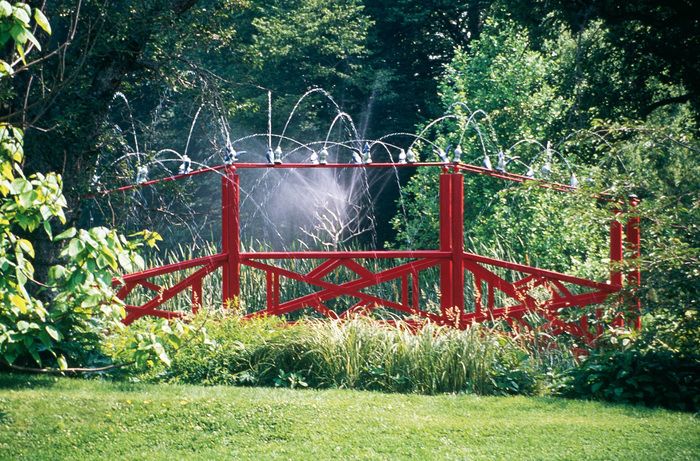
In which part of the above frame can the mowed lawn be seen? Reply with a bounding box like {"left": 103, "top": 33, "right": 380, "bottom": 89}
{"left": 0, "top": 374, "right": 698, "bottom": 460}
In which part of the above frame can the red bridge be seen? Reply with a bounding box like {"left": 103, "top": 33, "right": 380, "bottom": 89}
{"left": 111, "top": 162, "right": 641, "bottom": 344}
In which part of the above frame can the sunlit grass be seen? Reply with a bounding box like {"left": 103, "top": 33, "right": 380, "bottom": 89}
{"left": 1, "top": 374, "right": 698, "bottom": 461}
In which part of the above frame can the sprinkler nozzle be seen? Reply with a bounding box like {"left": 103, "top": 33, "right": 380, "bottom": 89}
{"left": 398, "top": 149, "right": 407, "bottom": 164}
{"left": 310, "top": 150, "right": 319, "bottom": 165}
{"left": 569, "top": 173, "right": 579, "bottom": 188}
{"left": 135, "top": 165, "right": 149, "bottom": 184}
{"left": 406, "top": 148, "right": 417, "bottom": 163}
{"left": 453, "top": 145, "right": 463, "bottom": 163}
{"left": 496, "top": 151, "right": 506, "bottom": 173}
{"left": 178, "top": 154, "right": 192, "bottom": 175}
{"left": 274, "top": 146, "right": 283, "bottom": 164}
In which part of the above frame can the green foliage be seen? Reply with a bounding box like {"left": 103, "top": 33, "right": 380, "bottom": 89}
{"left": 562, "top": 344, "right": 700, "bottom": 412}
{"left": 0, "top": 5, "right": 187, "bottom": 372}
{"left": 132, "top": 313, "right": 547, "bottom": 396}
{"left": 0, "top": 2, "right": 50, "bottom": 74}
{"left": 0, "top": 129, "right": 178, "bottom": 370}
{"left": 105, "top": 316, "right": 203, "bottom": 369}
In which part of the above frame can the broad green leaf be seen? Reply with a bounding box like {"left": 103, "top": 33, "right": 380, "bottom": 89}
{"left": 22, "top": 28, "right": 40, "bottom": 51}
{"left": 12, "top": 7, "right": 30, "bottom": 24}
{"left": 55, "top": 227, "right": 77, "bottom": 240}
{"left": 67, "top": 238, "right": 83, "bottom": 258}
{"left": 43, "top": 220, "right": 52, "bottom": 239}
{"left": 0, "top": 59, "right": 13, "bottom": 76}
{"left": 33, "top": 8, "right": 51, "bottom": 35}
{"left": 45, "top": 325, "right": 61, "bottom": 341}
{"left": 0, "top": 1, "right": 12, "bottom": 18}
{"left": 15, "top": 43, "right": 26, "bottom": 65}
{"left": 9, "top": 293, "right": 27, "bottom": 313}
{"left": 17, "top": 238, "right": 34, "bottom": 257}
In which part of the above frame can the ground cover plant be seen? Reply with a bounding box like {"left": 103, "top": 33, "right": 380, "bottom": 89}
{"left": 111, "top": 314, "right": 561, "bottom": 396}
{"left": 1, "top": 373, "right": 698, "bottom": 461}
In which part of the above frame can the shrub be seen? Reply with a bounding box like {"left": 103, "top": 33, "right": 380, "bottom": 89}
{"left": 137, "top": 312, "right": 544, "bottom": 396}
{"left": 561, "top": 345, "right": 700, "bottom": 412}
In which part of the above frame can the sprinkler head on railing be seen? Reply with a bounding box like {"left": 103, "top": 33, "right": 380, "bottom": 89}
{"left": 178, "top": 154, "right": 192, "bottom": 175}
{"left": 569, "top": 173, "right": 579, "bottom": 188}
{"left": 482, "top": 154, "right": 493, "bottom": 170}
{"left": 398, "top": 149, "right": 407, "bottom": 164}
{"left": 352, "top": 149, "right": 363, "bottom": 164}
{"left": 437, "top": 146, "right": 449, "bottom": 163}
{"left": 406, "top": 148, "right": 417, "bottom": 163}
{"left": 266, "top": 147, "right": 274, "bottom": 164}
{"left": 541, "top": 141, "right": 552, "bottom": 177}
{"left": 135, "top": 165, "right": 149, "bottom": 184}
{"left": 453, "top": 145, "right": 463, "bottom": 163}
{"left": 362, "top": 142, "right": 372, "bottom": 164}
{"left": 274, "top": 146, "right": 283, "bottom": 164}
{"left": 224, "top": 146, "right": 237, "bottom": 164}
{"left": 319, "top": 147, "right": 329, "bottom": 164}
{"left": 541, "top": 160, "right": 552, "bottom": 177}
{"left": 310, "top": 150, "right": 319, "bottom": 165}
{"left": 496, "top": 151, "right": 507, "bottom": 173}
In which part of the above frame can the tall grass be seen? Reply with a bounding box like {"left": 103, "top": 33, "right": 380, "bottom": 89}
{"left": 139, "top": 313, "right": 566, "bottom": 395}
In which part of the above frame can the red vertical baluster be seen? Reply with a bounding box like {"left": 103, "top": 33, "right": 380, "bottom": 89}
{"left": 411, "top": 268, "right": 420, "bottom": 312}
{"left": 625, "top": 195, "right": 641, "bottom": 330}
{"left": 221, "top": 167, "right": 240, "bottom": 309}
{"left": 439, "top": 173, "right": 453, "bottom": 317}
{"left": 606, "top": 207, "right": 624, "bottom": 332}
{"left": 451, "top": 172, "right": 465, "bottom": 326}
{"left": 221, "top": 168, "right": 231, "bottom": 307}
{"left": 231, "top": 172, "right": 241, "bottom": 300}
{"left": 273, "top": 273, "right": 280, "bottom": 310}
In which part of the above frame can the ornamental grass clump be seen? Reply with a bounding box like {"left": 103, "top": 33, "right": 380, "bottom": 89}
{"left": 153, "top": 312, "right": 541, "bottom": 395}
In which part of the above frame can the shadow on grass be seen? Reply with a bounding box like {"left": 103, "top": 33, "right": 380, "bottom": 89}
{"left": 529, "top": 395, "right": 687, "bottom": 418}
{"left": 0, "top": 372, "right": 60, "bottom": 390}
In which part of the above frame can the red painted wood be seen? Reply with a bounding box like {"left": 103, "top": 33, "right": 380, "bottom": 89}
{"left": 439, "top": 173, "right": 453, "bottom": 315}
{"left": 451, "top": 173, "right": 465, "bottom": 318}
{"left": 626, "top": 196, "right": 642, "bottom": 330}
{"left": 112, "top": 167, "right": 632, "bottom": 344}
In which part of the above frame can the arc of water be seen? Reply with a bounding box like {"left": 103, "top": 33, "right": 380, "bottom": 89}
{"left": 184, "top": 105, "right": 204, "bottom": 157}
{"left": 277, "top": 88, "right": 360, "bottom": 149}
{"left": 111, "top": 92, "right": 140, "bottom": 160}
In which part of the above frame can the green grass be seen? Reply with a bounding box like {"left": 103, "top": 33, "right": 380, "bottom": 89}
{"left": 0, "top": 374, "right": 698, "bottom": 460}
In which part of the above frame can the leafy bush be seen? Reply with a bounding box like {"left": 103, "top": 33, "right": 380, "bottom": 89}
{"left": 561, "top": 344, "right": 700, "bottom": 412}
{"left": 0, "top": 121, "right": 171, "bottom": 370}
{"left": 131, "top": 313, "right": 545, "bottom": 396}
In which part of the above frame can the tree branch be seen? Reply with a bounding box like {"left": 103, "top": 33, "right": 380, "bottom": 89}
{"left": 642, "top": 94, "right": 692, "bottom": 118}
{"left": 6, "top": 361, "right": 135, "bottom": 374}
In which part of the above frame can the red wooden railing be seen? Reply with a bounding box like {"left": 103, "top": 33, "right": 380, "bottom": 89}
{"left": 111, "top": 162, "right": 640, "bottom": 343}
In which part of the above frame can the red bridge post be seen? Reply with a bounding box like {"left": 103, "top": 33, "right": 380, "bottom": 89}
{"left": 606, "top": 206, "right": 624, "bottom": 331}
{"left": 222, "top": 166, "right": 240, "bottom": 308}
{"left": 438, "top": 171, "right": 465, "bottom": 325}
{"left": 625, "top": 195, "right": 641, "bottom": 330}
{"left": 439, "top": 172, "right": 453, "bottom": 318}
{"left": 450, "top": 172, "right": 465, "bottom": 325}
